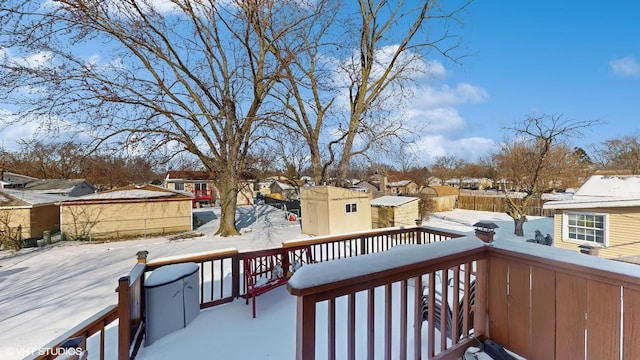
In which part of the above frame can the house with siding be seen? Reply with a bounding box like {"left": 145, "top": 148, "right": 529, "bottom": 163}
{"left": 164, "top": 170, "right": 216, "bottom": 207}
{"left": 386, "top": 180, "right": 419, "bottom": 195}
{"left": 543, "top": 175, "right": 640, "bottom": 261}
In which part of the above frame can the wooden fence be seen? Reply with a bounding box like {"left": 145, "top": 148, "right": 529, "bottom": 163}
{"left": 457, "top": 194, "right": 554, "bottom": 217}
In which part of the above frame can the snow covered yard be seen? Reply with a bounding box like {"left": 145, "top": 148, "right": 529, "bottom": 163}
{"left": 0, "top": 207, "right": 552, "bottom": 359}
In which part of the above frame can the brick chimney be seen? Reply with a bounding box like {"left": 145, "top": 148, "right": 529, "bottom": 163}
{"left": 473, "top": 221, "right": 499, "bottom": 243}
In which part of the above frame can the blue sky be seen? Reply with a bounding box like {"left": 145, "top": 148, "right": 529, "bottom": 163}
{"left": 415, "top": 0, "right": 640, "bottom": 163}
{"left": 1, "top": 1, "right": 639, "bottom": 167}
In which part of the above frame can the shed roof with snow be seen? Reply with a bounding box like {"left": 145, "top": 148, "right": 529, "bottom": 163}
{"left": 371, "top": 195, "right": 419, "bottom": 207}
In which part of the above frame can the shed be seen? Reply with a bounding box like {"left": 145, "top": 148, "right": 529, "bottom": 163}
{"left": 543, "top": 175, "right": 640, "bottom": 260}
{"left": 0, "top": 189, "right": 64, "bottom": 246}
{"left": 59, "top": 184, "right": 193, "bottom": 241}
{"left": 300, "top": 186, "right": 371, "bottom": 236}
{"left": 421, "top": 185, "right": 459, "bottom": 212}
{"left": 371, "top": 195, "right": 419, "bottom": 228}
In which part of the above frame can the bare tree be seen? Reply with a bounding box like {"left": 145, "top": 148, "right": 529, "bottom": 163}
{"left": 591, "top": 135, "right": 640, "bottom": 174}
{"left": 496, "top": 114, "right": 599, "bottom": 236}
{"left": 431, "top": 154, "right": 466, "bottom": 189}
{"left": 263, "top": 0, "right": 473, "bottom": 185}
{"left": 0, "top": 207, "right": 22, "bottom": 251}
{"left": 0, "top": 1, "right": 298, "bottom": 236}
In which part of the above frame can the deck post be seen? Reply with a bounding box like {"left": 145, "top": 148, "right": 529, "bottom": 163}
{"left": 296, "top": 294, "right": 317, "bottom": 360}
{"left": 118, "top": 276, "right": 131, "bottom": 360}
{"left": 474, "top": 258, "right": 488, "bottom": 339}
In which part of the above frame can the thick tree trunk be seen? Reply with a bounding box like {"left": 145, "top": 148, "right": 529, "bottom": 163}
{"left": 513, "top": 217, "right": 526, "bottom": 237}
{"left": 215, "top": 172, "right": 240, "bottom": 237}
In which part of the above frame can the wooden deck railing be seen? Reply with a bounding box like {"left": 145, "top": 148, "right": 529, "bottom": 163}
{"left": 484, "top": 240, "right": 640, "bottom": 359}
{"left": 287, "top": 236, "right": 486, "bottom": 360}
{"left": 32, "top": 225, "right": 463, "bottom": 359}
{"left": 29, "top": 305, "right": 118, "bottom": 360}
{"left": 288, "top": 236, "right": 640, "bottom": 360}
{"left": 29, "top": 224, "right": 640, "bottom": 359}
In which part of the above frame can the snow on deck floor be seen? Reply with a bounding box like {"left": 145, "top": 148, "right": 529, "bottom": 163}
{"left": 135, "top": 282, "right": 450, "bottom": 360}
{"left": 0, "top": 208, "right": 552, "bottom": 359}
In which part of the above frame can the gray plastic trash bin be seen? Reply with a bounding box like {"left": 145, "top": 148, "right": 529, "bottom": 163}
{"left": 145, "top": 262, "right": 199, "bottom": 346}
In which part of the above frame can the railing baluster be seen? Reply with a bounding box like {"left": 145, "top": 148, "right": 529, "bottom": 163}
{"left": 329, "top": 298, "right": 336, "bottom": 360}
{"left": 428, "top": 272, "right": 436, "bottom": 357}
{"left": 348, "top": 293, "right": 356, "bottom": 360}
{"left": 400, "top": 280, "right": 408, "bottom": 360}
{"left": 385, "top": 283, "right": 392, "bottom": 360}
{"left": 367, "top": 289, "right": 375, "bottom": 360}
{"left": 440, "top": 269, "right": 449, "bottom": 352}
{"left": 414, "top": 276, "right": 422, "bottom": 360}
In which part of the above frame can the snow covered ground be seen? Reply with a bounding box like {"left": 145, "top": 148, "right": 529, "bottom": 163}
{"left": 0, "top": 206, "right": 552, "bottom": 359}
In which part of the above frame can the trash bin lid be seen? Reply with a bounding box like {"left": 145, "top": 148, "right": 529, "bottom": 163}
{"left": 145, "top": 262, "right": 199, "bottom": 288}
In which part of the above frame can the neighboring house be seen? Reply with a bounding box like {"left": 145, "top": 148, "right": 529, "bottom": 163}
{"left": 164, "top": 170, "right": 255, "bottom": 206}
{"left": 23, "top": 179, "right": 97, "bottom": 197}
{"left": 543, "top": 175, "right": 640, "bottom": 261}
{"left": 371, "top": 195, "right": 419, "bottom": 228}
{"left": 426, "top": 176, "right": 443, "bottom": 186}
{"left": 300, "top": 186, "right": 371, "bottom": 236}
{"left": 386, "top": 180, "right": 419, "bottom": 195}
{"left": 269, "top": 181, "right": 299, "bottom": 201}
{"left": 0, "top": 171, "right": 38, "bottom": 189}
{"left": 354, "top": 180, "right": 379, "bottom": 193}
{"left": 164, "top": 170, "right": 216, "bottom": 207}
{"left": 461, "top": 178, "right": 494, "bottom": 190}
{"left": 0, "top": 189, "right": 64, "bottom": 244}
{"left": 422, "top": 185, "right": 459, "bottom": 212}
{"left": 59, "top": 184, "right": 193, "bottom": 241}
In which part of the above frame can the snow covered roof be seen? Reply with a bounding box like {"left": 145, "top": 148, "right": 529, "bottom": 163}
{"left": 76, "top": 189, "right": 180, "bottom": 200}
{"left": 370, "top": 195, "right": 419, "bottom": 207}
{"left": 272, "top": 181, "right": 296, "bottom": 190}
{"left": 23, "top": 179, "right": 95, "bottom": 193}
{"left": 544, "top": 175, "right": 640, "bottom": 210}
{"left": 60, "top": 184, "right": 192, "bottom": 203}
{"left": 0, "top": 188, "right": 68, "bottom": 207}
{"left": 386, "top": 180, "right": 413, "bottom": 187}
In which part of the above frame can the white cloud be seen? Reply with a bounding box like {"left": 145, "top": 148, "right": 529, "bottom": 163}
{"left": 413, "top": 83, "right": 489, "bottom": 108}
{"left": 410, "top": 135, "right": 497, "bottom": 164}
{"left": 610, "top": 56, "right": 640, "bottom": 78}
{"left": 0, "top": 111, "right": 39, "bottom": 151}
{"left": 408, "top": 107, "right": 467, "bottom": 133}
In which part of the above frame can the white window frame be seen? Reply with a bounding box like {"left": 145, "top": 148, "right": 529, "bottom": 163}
{"left": 345, "top": 202, "right": 358, "bottom": 214}
{"left": 562, "top": 211, "right": 609, "bottom": 247}
{"left": 174, "top": 182, "right": 185, "bottom": 191}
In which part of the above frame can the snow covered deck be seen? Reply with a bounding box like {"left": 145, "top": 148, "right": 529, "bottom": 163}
{"left": 134, "top": 236, "right": 640, "bottom": 360}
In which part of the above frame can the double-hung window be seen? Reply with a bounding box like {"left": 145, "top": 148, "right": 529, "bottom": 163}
{"left": 563, "top": 211, "right": 607, "bottom": 246}
{"left": 345, "top": 202, "right": 358, "bottom": 214}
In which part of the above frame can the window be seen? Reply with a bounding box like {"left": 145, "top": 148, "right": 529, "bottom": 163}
{"left": 563, "top": 211, "right": 607, "bottom": 246}
{"left": 195, "top": 183, "right": 207, "bottom": 191}
{"left": 345, "top": 202, "right": 358, "bottom": 214}
{"left": 174, "top": 182, "right": 185, "bottom": 191}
